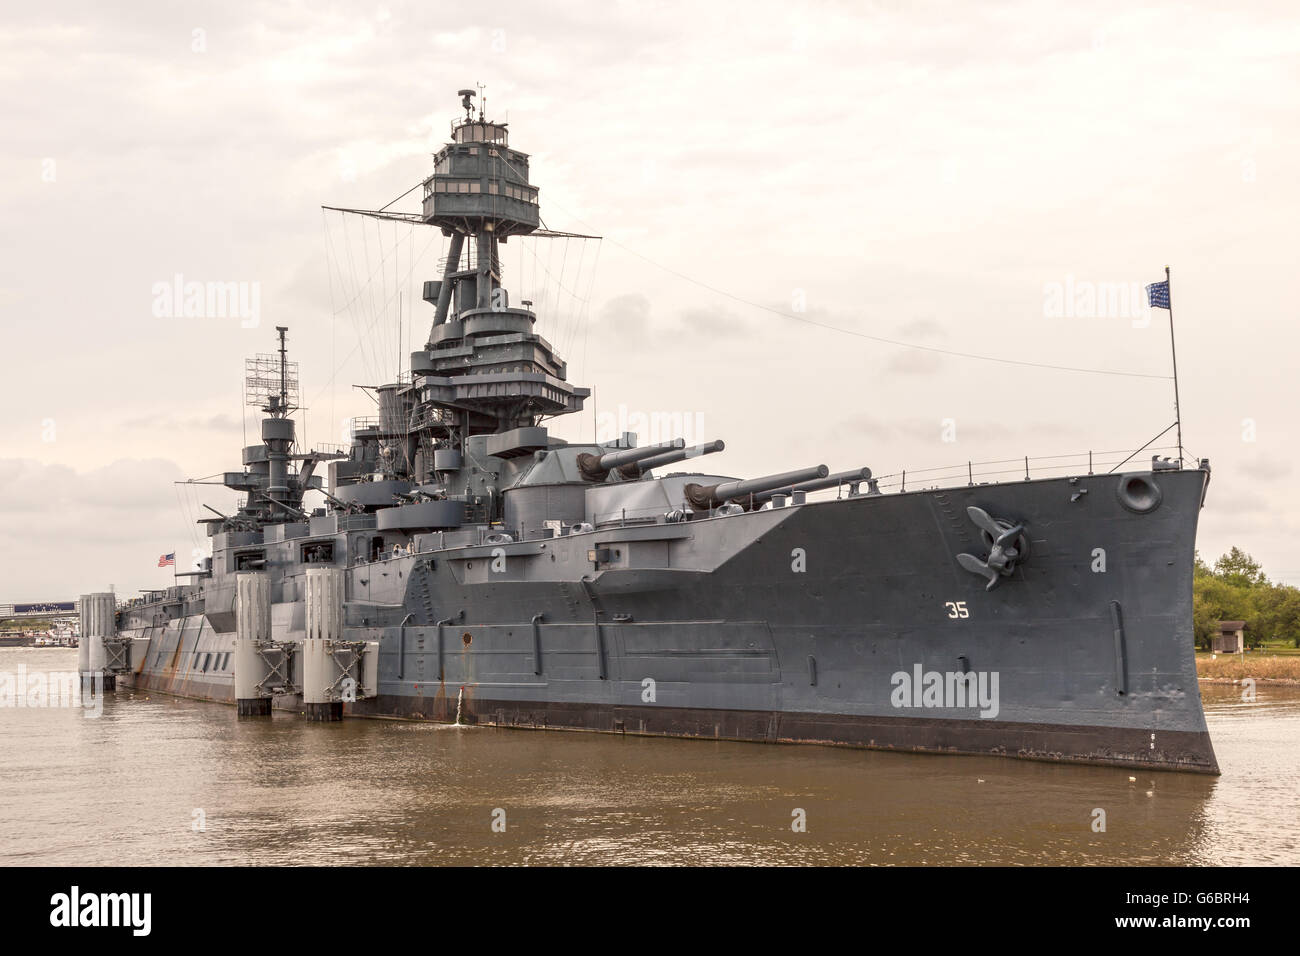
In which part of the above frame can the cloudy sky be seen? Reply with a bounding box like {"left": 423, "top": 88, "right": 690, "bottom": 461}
{"left": 1, "top": 0, "right": 1297, "bottom": 599}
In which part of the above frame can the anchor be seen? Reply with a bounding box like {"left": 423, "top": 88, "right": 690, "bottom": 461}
{"left": 956, "top": 506, "right": 1028, "bottom": 591}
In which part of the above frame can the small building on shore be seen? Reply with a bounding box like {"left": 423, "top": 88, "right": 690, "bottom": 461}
{"left": 1213, "top": 621, "right": 1246, "bottom": 654}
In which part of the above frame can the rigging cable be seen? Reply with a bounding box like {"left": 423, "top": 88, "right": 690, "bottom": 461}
{"left": 311, "top": 216, "right": 443, "bottom": 409}
{"left": 328, "top": 155, "right": 1170, "bottom": 382}
{"left": 592, "top": 233, "right": 1170, "bottom": 381}
{"left": 484, "top": 150, "right": 1175, "bottom": 383}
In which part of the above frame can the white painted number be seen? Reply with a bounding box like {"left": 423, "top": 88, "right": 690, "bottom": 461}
{"left": 945, "top": 601, "right": 969, "bottom": 619}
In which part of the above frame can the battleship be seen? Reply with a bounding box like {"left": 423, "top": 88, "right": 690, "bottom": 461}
{"left": 82, "top": 90, "right": 1218, "bottom": 774}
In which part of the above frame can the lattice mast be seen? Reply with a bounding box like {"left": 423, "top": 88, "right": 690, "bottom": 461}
{"left": 244, "top": 326, "right": 300, "bottom": 514}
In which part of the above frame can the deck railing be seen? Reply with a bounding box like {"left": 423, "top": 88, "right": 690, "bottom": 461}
{"left": 587, "top": 443, "right": 1192, "bottom": 524}
{"left": 873, "top": 444, "right": 1186, "bottom": 493}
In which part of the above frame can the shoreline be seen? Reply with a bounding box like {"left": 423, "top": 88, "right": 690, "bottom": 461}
{"left": 1196, "top": 652, "right": 1300, "bottom": 685}
{"left": 1199, "top": 676, "right": 1300, "bottom": 686}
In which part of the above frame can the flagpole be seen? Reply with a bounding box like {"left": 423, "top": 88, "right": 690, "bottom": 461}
{"left": 1165, "top": 265, "right": 1184, "bottom": 466}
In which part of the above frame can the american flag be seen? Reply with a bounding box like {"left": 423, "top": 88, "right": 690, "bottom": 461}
{"left": 158, "top": 552, "right": 175, "bottom": 568}
{"left": 1146, "top": 280, "right": 1170, "bottom": 309}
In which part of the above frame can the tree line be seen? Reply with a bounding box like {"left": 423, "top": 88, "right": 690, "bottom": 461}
{"left": 1193, "top": 547, "right": 1300, "bottom": 649}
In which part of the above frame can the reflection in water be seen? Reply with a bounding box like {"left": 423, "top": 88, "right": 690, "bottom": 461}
{"left": 2, "top": 648, "right": 1296, "bottom": 865}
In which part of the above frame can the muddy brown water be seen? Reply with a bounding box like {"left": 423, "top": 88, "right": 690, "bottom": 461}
{"left": 1, "top": 648, "right": 1295, "bottom": 865}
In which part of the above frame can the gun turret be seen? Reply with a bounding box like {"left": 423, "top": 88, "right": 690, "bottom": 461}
{"left": 201, "top": 503, "right": 257, "bottom": 533}
{"left": 318, "top": 488, "right": 365, "bottom": 514}
{"left": 685, "top": 465, "right": 828, "bottom": 511}
{"left": 578, "top": 439, "right": 685, "bottom": 481}
{"left": 752, "top": 467, "right": 872, "bottom": 503}
{"left": 262, "top": 495, "right": 307, "bottom": 520}
{"left": 619, "top": 440, "right": 726, "bottom": 478}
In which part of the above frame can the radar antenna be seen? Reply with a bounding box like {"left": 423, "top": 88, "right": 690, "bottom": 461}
{"left": 245, "top": 328, "right": 299, "bottom": 417}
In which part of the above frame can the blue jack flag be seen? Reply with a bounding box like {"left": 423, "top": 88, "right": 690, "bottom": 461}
{"left": 1146, "top": 280, "right": 1170, "bottom": 309}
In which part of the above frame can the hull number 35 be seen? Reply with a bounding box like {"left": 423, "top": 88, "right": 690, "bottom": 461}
{"left": 945, "top": 601, "right": 970, "bottom": 619}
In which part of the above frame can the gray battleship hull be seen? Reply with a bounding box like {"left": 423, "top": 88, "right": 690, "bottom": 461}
{"left": 117, "top": 467, "right": 1217, "bottom": 774}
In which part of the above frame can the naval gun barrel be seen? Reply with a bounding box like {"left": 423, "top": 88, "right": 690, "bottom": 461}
{"left": 263, "top": 495, "right": 307, "bottom": 519}
{"left": 308, "top": 486, "right": 364, "bottom": 514}
{"left": 685, "top": 464, "right": 828, "bottom": 511}
{"left": 578, "top": 439, "right": 685, "bottom": 480}
{"left": 620, "top": 440, "right": 726, "bottom": 477}
{"left": 752, "top": 466, "right": 873, "bottom": 503}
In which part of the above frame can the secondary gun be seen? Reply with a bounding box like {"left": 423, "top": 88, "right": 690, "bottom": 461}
{"left": 200, "top": 503, "right": 258, "bottom": 532}
{"left": 317, "top": 488, "right": 365, "bottom": 514}
{"left": 261, "top": 495, "right": 307, "bottom": 519}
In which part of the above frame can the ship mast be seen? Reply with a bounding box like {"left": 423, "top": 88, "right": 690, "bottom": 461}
{"left": 323, "top": 90, "right": 592, "bottom": 515}
{"left": 236, "top": 327, "right": 308, "bottom": 522}
{"left": 403, "top": 89, "right": 588, "bottom": 461}
{"left": 277, "top": 324, "right": 290, "bottom": 416}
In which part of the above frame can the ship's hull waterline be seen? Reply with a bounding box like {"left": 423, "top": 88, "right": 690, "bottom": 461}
{"left": 118, "top": 468, "right": 1218, "bottom": 775}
